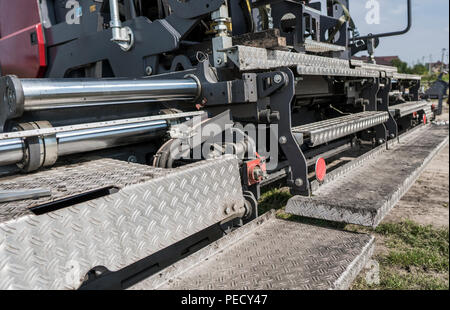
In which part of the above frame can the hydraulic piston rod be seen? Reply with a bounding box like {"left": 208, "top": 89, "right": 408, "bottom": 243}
{"left": 0, "top": 76, "right": 200, "bottom": 128}
{"left": 0, "top": 112, "right": 203, "bottom": 172}
{"left": 6, "top": 76, "right": 199, "bottom": 110}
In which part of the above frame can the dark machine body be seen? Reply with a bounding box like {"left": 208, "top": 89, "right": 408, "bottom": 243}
{"left": 0, "top": 0, "right": 434, "bottom": 289}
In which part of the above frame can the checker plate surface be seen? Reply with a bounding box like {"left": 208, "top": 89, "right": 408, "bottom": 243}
{"left": 389, "top": 101, "right": 433, "bottom": 118}
{"left": 0, "top": 156, "right": 245, "bottom": 289}
{"left": 287, "top": 124, "right": 449, "bottom": 227}
{"left": 132, "top": 212, "right": 374, "bottom": 290}
{"left": 0, "top": 159, "right": 169, "bottom": 223}
{"left": 292, "top": 111, "right": 389, "bottom": 147}
{"left": 226, "top": 45, "right": 380, "bottom": 77}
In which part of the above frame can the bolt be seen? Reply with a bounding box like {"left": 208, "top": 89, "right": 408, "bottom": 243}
{"left": 252, "top": 166, "right": 263, "bottom": 180}
{"left": 390, "top": 133, "right": 395, "bottom": 139}
{"left": 224, "top": 207, "right": 231, "bottom": 215}
{"left": 279, "top": 136, "right": 287, "bottom": 144}
{"left": 273, "top": 74, "right": 283, "bottom": 84}
{"left": 145, "top": 66, "right": 153, "bottom": 76}
{"left": 128, "top": 155, "right": 138, "bottom": 163}
{"left": 216, "top": 58, "right": 223, "bottom": 65}
{"left": 295, "top": 178, "right": 304, "bottom": 187}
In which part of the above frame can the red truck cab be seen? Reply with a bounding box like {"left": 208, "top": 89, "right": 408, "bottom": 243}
{"left": 0, "top": 0, "right": 47, "bottom": 77}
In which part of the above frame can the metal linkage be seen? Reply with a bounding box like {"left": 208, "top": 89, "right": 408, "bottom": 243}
{"left": 377, "top": 78, "right": 398, "bottom": 140}
{"left": 264, "top": 69, "right": 310, "bottom": 195}
{"left": 292, "top": 111, "right": 389, "bottom": 147}
{"left": 109, "top": 0, "right": 134, "bottom": 51}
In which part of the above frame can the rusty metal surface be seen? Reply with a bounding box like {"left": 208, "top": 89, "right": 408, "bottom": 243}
{"left": 0, "top": 156, "right": 245, "bottom": 289}
{"left": 131, "top": 211, "right": 374, "bottom": 290}
{"left": 287, "top": 124, "right": 449, "bottom": 227}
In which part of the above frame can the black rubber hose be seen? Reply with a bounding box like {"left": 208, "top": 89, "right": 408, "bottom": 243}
{"left": 240, "top": 0, "right": 255, "bottom": 33}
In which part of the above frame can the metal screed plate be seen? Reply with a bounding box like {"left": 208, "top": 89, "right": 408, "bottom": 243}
{"left": 131, "top": 211, "right": 374, "bottom": 290}
{"left": 0, "top": 159, "right": 169, "bottom": 223}
{"left": 389, "top": 101, "right": 433, "bottom": 118}
{"left": 225, "top": 45, "right": 420, "bottom": 80}
{"left": 226, "top": 45, "right": 380, "bottom": 77}
{"left": 304, "top": 39, "right": 346, "bottom": 53}
{"left": 0, "top": 156, "right": 245, "bottom": 289}
{"left": 286, "top": 124, "right": 449, "bottom": 227}
{"left": 292, "top": 111, "right": 389, "bottom": 147}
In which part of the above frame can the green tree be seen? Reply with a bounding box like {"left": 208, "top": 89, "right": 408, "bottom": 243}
{"left": 391, "top": 59, "right": 410, "bottom": 73}
{"left": 391, "top": 59, "right": 429, "bottom": 75}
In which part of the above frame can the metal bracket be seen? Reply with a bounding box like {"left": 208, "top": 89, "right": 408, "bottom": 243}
{"left": 361, "top": 78, "right": 388, "bottom": 144}
{"left": 377, "top": 78, "right": 399, "bottom": 142}
{"left": 268, "top": 68, "right": 310, "bottom": 195}
{"left": 257, "top": 71, "right": 288, "bottom": 98}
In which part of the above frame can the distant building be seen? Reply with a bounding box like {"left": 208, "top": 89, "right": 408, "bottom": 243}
{"left": 352, "top": 56, "right": 400, "bottom": 66}
{"left": 426, "top": 61, "right": 449, "bottom": 73}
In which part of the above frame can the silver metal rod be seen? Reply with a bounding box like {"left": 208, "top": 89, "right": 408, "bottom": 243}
{"left": 57, "top": 120, "right": 168, "bottom": 156}
{"left": 0, "top": 138, "right": 25, "bottom": 165}
{"left": 0, "top": 188, "right": 52, "bottom": 203}
{"left": 20, "top": 78, "right": 199, "bottom": 111}
{"left": 0, "top": 120, "right": 168, "bottom": 167}
{"left": 109, "top": 0, "right": 122, "bottom": 38}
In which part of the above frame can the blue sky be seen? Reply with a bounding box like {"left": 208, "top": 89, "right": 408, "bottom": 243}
{"left": 349, "top": 0, "right": 449, "bottom": 65}
{"left": 317, "top": 0, "right": 449, "bottom": 65}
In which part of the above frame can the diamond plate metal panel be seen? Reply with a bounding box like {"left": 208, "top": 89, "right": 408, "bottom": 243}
{"left": 308, "top": 125, "right": 419, "bottom": 193}
{"left": 0, "top": 156, "right": 245, "bottom": 289}
{"left": 224, "top": 46, "right": 418, "bottom": 79}
{"left": 304, "top": 40, "right": 346, "bottom": 53}
{"left": 131, "top": 211, "right": 374, "bottom": 290}
{"left": 287, "top": 124, "right": 449, "bottom": 227}
{"left": 226, "top": 46, "right": 380, "bottom": 77}
{"left": 296, "top": 65, "right": 377, "bottom": 77}
{"left": 292, "top": 111, "right": 389, "bottom": 147}
{"left": 389, "top": 101, "right": 433, "bottom": 118}
{"left": 391, "top": 72, "right": 421, "bottom": 80}
{"left": 0, "top": 159, "right": 169, "bottom": 223}
{"left": 351, "top": 61, "right": 398, "bottom": 73}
